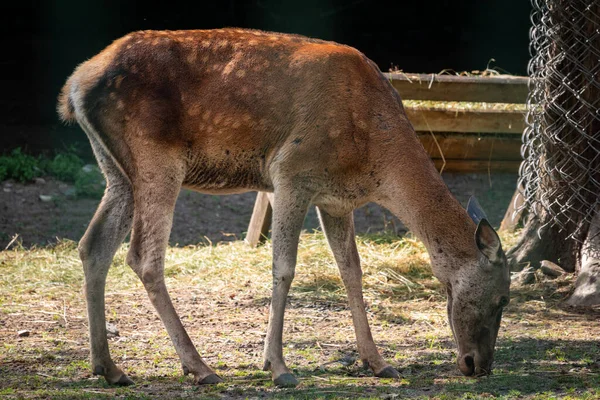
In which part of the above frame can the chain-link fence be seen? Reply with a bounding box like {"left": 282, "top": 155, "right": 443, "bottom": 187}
{"left": 518, "top": 0, "right": 600, "bottom": 242}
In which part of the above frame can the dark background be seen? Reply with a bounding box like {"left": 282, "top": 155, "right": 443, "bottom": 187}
{"left": 1, "top": 0, "right": 532, "bottom": 157}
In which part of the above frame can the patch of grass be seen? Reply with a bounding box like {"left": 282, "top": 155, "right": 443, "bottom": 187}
{"left": 1, "top": 231, "right": 599, "bottom": 399}
{"left": 0, "top": 148, "right": 41, "bottom": 182}
{"left": 46, "top": 151, "right": 85, "bottom": 182}
{"left": 74, "top": 165, "right": 105, "bottom": 198}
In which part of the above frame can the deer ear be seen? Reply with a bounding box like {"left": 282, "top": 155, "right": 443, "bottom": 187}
{"left": 466, "top": 196, "right": 488, "bottom": 225}
{"left": 475, "top": 219, "right": 502, "bottom": 262}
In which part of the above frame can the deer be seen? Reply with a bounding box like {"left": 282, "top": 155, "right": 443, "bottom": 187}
{"left": 58, "top": 28, "right": 510, "bottom": 388}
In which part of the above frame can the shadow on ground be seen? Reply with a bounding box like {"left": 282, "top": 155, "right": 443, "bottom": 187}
{"left": 2, "top": 334, "right": 598, "bottom": 399}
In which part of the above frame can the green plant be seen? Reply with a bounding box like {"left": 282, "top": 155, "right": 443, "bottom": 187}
{"left": 74, "top": 166, "right": 105, "bottom": 198}
{"left": 0, "top": 148, "right": 40, "bottom": 182}
{"left": 47, "top": 152, "right": 84, "bottom": 182}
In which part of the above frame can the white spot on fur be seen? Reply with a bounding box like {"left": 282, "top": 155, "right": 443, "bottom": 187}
{"left": 187, "top": 50, "right": 198, "bottom": 64}
{"left": 188, "top": 105, "right": 201, "bottom": 117}
{"left": 114, "top": 75, "right": 124, "bottom": 89}
{"left": 222, "top": 53, "right": 243, "bottom": 76}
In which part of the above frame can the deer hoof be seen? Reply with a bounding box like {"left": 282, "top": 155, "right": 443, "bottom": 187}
{"left": 114, "top": 374, "right": 135, "bottom": 386}
{"left": 273, "top": 372, "right": 298, "bottom": 388}
{"left": 197, "top": 373, "right": 223, "bottom": 385}
{"left": 375, "top": 366, "right": 400, "bottom": 379}
{"left": 93, "top": 365, "right": 134, "bottom": 386}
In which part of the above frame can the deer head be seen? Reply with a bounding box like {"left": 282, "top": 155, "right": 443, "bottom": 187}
{"left": 445, "top": 197, "right": 510, "bottom": 376}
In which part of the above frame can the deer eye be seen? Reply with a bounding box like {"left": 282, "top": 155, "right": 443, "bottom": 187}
{"left": 499, "top": 297, "right": 509, "bottom": 308}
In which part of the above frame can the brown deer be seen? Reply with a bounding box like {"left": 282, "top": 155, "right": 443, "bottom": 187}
{"left": 58, "top": 28, "right": 510, "bottom": 388}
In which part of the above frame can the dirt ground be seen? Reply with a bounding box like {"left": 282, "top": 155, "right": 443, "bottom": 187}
{"left": 1, "top": 235, "right": 599, "bottom": 399}
{"left": 0, "top": 172, "right": 518, "bottom": 249}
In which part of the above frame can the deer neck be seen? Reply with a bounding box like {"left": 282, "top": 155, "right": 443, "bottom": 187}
{"left": 381, "top": 171, "right": 477, "bottom": 284}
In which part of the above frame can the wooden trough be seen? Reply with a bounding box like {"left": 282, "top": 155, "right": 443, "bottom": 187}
{"left": 246, "top": 73, "right": 529, "bottom": 246}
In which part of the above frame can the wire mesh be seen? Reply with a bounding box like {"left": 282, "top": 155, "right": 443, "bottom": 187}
{"left": 519, "top": 0, "right": 600, "bottom": 241}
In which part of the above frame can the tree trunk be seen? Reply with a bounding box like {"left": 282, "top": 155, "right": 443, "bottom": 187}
{"left": 499, "top": 184, "right": 525, "bottom": 232}
{"left": 567, "top": 210, "right": 600, "bottom": 306}
{"left": 507, "top": 211, "right": 579, "bottom": 273}
{"left": 507, "top": 0, "right": 600, "bottom": 288}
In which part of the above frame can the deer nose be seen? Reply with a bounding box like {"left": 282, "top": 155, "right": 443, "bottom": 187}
{"left": 458, "top": 354, "right": 475, "bottom": 376}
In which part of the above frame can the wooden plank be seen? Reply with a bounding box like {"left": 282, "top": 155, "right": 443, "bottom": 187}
{"left": 417, "top": 133, "right": 522, "bottom": 161}
{"left": 431, "top": 159, "right": 521, "bottom": 173}
{"left": 245, "top": 192, "right": 273, "bottom": 247}
{"left": 406, "top": 107, "right": 526, "bottom": 134}
{"left": 384, "top": 73, "right": 529, "bottom": 103}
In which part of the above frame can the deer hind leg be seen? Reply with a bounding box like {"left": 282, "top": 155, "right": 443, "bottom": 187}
{"left": 126, "top": 156, "right": 221, "bottom": 385}
{"left": 262, "top": 187, "right": 311, "bottom": 387}
{"left": 78, "top": 137, "right": 134, "bottom": 385}
{"left": 317, "top": 208, "right": 400, "bottom": 379}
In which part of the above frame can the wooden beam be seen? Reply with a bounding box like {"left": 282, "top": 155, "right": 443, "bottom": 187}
{"left": 245, "top": 192, "right": 273, "bottom": 247}
{"left": 417, "top": 133, "right": 522, "bottom": 161}
{"left": 406, "top": 107, "right": 526, "bottom": 134}
{"left": 431, "top": 159, "right": 521, "bottom": 173}
{"left": 384, "top": 73, "right": 529, "bottom": 103}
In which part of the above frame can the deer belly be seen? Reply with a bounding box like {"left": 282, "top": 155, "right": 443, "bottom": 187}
{"left": 183, "top": 155, "right": 272, "bottom": 194}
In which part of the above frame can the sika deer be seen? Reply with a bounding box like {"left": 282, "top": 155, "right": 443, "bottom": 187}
{"left": 58, "top": 28, "right": 510, "bottom": 387}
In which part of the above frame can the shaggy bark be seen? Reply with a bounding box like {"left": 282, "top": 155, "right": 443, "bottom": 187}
{"left": 507, "top": 212, "right": 579, "bottom": 273}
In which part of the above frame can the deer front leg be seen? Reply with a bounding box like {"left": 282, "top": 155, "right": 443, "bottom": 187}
{"left": 317, "top": 208, "right": 400, "bottom": 379}
{"left": 262, "top": 189, "right": 310, "bottom": 388}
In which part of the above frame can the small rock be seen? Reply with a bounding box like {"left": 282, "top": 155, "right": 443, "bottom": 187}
{"left": 106, "top": 322, "right": 119, "bottom": 338}
{"left": 338, "top": 354, "right": 358, "bottom": 367}
{"left": 63, "top": 187, "right": 77, "bottom": 197}
{"left": 82, "top": 164, "right": 98, "bottom": 173}
{"left": 34, "top": 177, "right": 46, "bottom": 185}
{"left": 3, "top": 188, "right": 11, "bottom": 193}
{"left": 540, "top": 260, "right": 564, "bottom": 278}
{"left": 512, "top": 266, "right": 536, "bottom": 285}
{"left": 18, "top": 330, "right": 30, "bottom": 337}
{"left": 39, "top": 195, "right": 53, "bottom": 202}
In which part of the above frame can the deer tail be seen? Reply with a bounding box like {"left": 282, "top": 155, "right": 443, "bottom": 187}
{"left": 57, "top": 74, "right": 77, "bottom": 123}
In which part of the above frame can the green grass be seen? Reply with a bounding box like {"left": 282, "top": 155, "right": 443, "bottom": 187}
{"left": 0, "top": 231, "right": 599, "bottom": 399}
{"left": 0, "top": 148, "right": 41, "bottom": 182}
